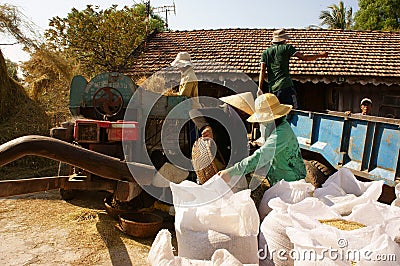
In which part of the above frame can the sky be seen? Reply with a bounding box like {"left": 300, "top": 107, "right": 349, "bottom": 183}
{"left": 1, "top": 0, "right": 360, "bottom": 63}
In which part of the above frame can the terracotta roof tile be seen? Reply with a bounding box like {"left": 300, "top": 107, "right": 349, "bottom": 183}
{"left": 127, "top": 28, "right": 400, "bottom": 85}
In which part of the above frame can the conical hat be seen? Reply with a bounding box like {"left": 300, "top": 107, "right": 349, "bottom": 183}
{"left": 219, "top": 92, "right": 255, "bottom": 115}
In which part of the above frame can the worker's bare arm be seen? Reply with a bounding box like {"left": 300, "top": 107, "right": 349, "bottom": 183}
{"left": 294, "top": 51, "right": 328, "bottom": 61}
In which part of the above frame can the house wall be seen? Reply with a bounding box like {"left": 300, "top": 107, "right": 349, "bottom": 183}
{"left": 295, "top": 81, "right": 400, "bottom": 118}
{"left": 339, "top": 83, "right": 400, "bottom": 118}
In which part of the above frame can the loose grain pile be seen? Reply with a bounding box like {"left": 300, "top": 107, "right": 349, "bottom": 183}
{"left": 319, "top": 219, "right": 366, "bottom": 231}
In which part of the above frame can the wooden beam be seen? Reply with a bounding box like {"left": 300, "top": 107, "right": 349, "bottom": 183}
{"left": 0, "top": 176, "right": 68, "bottom": 198}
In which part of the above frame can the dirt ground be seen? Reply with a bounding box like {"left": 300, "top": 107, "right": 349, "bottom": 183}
{"left": 0, "top": 190, "right": 176, "bottom": 266}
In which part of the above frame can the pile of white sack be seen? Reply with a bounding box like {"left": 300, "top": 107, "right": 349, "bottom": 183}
{"left": 148, "top": 168, "right": 400, "bottom": 266}
{"left": 259, "top": 168, "right": 400, "bottom": 266}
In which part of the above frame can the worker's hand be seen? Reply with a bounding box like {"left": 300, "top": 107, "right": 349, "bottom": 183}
{"left": 257, "top": 88, "right": 263, "bottom": 97}
{"left": 201, "top": 126, "right": 213, "bottom": 139}
{"left": 217, "top": 170, "right": 231, "bottom": 183}
{"left": 319, "top": 52, "right": 328, "bottom": 58}
{"left": 344, "top": 111, "right": 351, "bottom": 116}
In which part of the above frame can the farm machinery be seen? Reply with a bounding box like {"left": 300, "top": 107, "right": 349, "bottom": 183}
{"left": 0, "top": 72, "right": 185, "bottom": 203}
{"left": 0, "top": 71, "right": 399, "bottom": 205}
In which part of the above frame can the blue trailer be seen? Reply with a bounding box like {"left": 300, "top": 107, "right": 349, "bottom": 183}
{"left": 288, "top": 110, "right": 400, "bottom": 191}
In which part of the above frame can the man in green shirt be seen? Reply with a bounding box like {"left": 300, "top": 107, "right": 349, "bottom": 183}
{"left": 258, "top": 28, "right": 328, "bottom": 108}
{"left": 218, "top": 93, "right": 306, "bottom": 207}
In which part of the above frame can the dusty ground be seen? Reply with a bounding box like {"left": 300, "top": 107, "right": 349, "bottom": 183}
{"left": 0, "top": 190, "right": 176, "bottom": 266}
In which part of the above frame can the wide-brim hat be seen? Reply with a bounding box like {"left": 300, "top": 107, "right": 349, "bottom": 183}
{"left": 219, "top": 92, "right": 255, "bottom": 115}
{"left": 171, "top": 52, "right": 193, "bottom": 67}
{"left": 247, "top": 93, "right": 292, "bottom": 123}
{"left": 271, "top": 28, "right": 290, "bottom": 43}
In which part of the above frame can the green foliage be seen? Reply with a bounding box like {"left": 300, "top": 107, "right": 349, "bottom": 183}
{"left": 354, "top": 0, "right": 400, "bottom": 31}
{"left": 45, "top": 4, "right": 165, "bottom": 77}
{"left": 319, "top": 1, "right": 353, "bottom": 29}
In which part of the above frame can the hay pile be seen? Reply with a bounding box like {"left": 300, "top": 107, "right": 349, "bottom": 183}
{"left": 0, "top": 49, "right": 57, "bottom": 180}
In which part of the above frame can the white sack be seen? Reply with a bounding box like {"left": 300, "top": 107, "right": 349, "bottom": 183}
{"left": 148, "top": 229, "right": 258, "bottom": 266}
{"left": 286, "top": 225, "right": 385, "bottom": 266}
{"left": 392, "top": 183, "right": 400, "bottom": 207}
{"left": 148, "top": 229, "right": 175, "bottom": 266}
{"left": 285, "top": 197, "right": 399, "bottom": 265}
{"left": 286, "top": 197, "right": 341, "bottom": 229}
{"left": 259, "top": 197, "right": 305, "bottom": 266}
{"left": 176, "top": 228, "right": 258, "bottom": 264}
{"left": 170, "top": 177, "right": 258, "bottom": 236}
{"left": 358, "top": 234, "right": 400, "bottom": 266}
{"left": 258, "top": 179, "right": 314, "bottom": 220}
{"left": 314, "top": 168, "right": 384, "bottom": 215}
{"left": 170, "top": 177, "right": 259, "bottom": 264}
{"left": 348, "top": 200, "right": 400, "bottom": 243}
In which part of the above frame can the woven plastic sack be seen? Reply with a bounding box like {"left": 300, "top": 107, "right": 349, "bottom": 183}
{"left": 192, "top": 138, "right": 219, "bottom": 184}
{"left": 259, "top": 197, "right": 341, "bottom": 266}
{"left": 285, "top": 197, "right": 400, "bottom": 265}
{"left": 170, "top": 179, "right": 259, "bottom": 264}
{"left": 392, "top": 183, "right": 400, "bottom": 207}
{"left": 348, "top": 200, "right": 400, "bottom": 244}
{"left": 259, "top": 197, "right": 299, "bottom": 266}
{"left": 258, "top": 179, "right": 314, "bottom": 220}
{"left": 314, "top": 168, "right": 384, "bottom": 215}
{"left": 148, "top": 229, "right": 258, "bottom": 266}
{"left": 176, "top": 228, "right": 258, "bottom": 264}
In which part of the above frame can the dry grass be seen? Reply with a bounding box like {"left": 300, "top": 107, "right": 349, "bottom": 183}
{"left": 0, "top": 49, "right": 58, "bottom": 180}
{"left": 136, "top": 74, "right": 173, "bottom": 95}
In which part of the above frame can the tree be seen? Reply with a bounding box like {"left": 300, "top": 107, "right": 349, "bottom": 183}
{"left": 0, "top": 4, "right": 45, "bottom": 54}
{"left": 354, "top": 0, "right": 400, "bottom": 31}
{"left": 45, "top": 4, "right": 165, "bottom": 77}
{"left": 319, "top": 1, "right": 353, "bottom": 29}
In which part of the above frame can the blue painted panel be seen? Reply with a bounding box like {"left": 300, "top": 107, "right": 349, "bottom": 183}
{"left": 289, "top": 110, "right": 400, "bottom": 185}
{"left": 348, "top": 120, "right": 368, "bottom": 163}
{"left": 373, "top": 124, "right": 400, "bottom": 171}
{"left": 288, "top": 112, "right": 313, "bottom": 140}
{"left": 314, "top": 116, "right": 343, "bottom": 164}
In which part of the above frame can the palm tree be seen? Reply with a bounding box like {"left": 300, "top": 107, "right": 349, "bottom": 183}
{"left": 319, "top": 1, "right": 353, "bottom": 30}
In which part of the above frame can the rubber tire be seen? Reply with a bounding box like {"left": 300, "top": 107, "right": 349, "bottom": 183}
{"left": 304, "top": 160, "right": 335, "bottom": 188}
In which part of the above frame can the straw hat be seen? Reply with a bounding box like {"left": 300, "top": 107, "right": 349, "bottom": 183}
{"left": 171, "top": 52, "right": 193, "bottom": 67}
{"left": 247, "top": 93, "right": 292, "bottom": 123}
{"left": 271, "top": 28, "right": 290, "bottom": 43}
{"left": 219, "top": 92, "right": 255, "bottom": 115}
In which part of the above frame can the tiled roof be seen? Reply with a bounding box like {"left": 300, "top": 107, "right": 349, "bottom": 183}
{"left": 127, "top": 28, "right": 400, "bottom": 85}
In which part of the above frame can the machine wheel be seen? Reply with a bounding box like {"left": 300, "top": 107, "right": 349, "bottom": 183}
{"left": 93, "top": 87, "right": 123, "bottom": 117}
{"left": 304, "top": 160, "right": 335, "bottom": 188}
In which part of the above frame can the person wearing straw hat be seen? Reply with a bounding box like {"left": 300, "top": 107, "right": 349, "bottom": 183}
{"left": 171, "top": 52, "right": 201, "bottom": 108}
{"left": 258, "top": 28, "right": 328, "bottom": 108}
{"left": 218, "top": 93, "right": 306, "bottom": 207}
{"left": 189, "top": 92, "right": 255, "bottom": 183}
